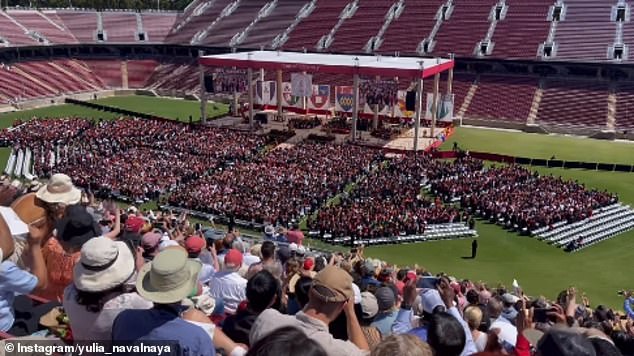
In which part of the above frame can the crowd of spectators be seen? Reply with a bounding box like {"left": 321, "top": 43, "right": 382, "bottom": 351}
{"left": 0, "top": 117, "right": 266, "bottom": 202}
{"left": 427, "top": 159, "right": 618, "bottom": 233}
{"left": 168, "top": 143, "right": 382, "bottom": 226}
{"left": 360, "top": 79, "right": 398, "bottom": 107}
{"left": 2, "top": 175, "right": 634, "bottom": 356}
{"left": 307, "top": 154, "right": 462, "bottom": 240}
{"left": 288, "top": 116, "right": 322, "bottom": 130}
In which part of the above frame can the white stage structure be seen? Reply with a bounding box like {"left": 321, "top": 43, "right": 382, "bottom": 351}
{"left": 199, "top": 51, "right": 455, "bottom": 151}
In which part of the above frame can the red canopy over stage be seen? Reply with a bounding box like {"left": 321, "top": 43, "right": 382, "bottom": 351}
{"left": 197, "top": 51, "right": 455, "bottom": 151}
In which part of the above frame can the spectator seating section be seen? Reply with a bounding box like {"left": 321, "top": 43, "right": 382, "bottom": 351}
{"left": 490, "top": 0, "right": 551, "bottom": 59}
{"left": 329, "top": 0, "right": 395, "bottom": 53}
{"left": 534, "top": 203, "right": 634, "bottom": 251}
{"left": 126, "top": 60, "right": 160, "bottom": 88}
{"left": 283, "top": 0, "right": 350, "bottom": 51}
{"left": 433, "top": 0, "right": 496, "bottom": 57}
{"left": 102, "top": 12, "right": 137, "bottom": 43}
{"left": 56, "top": 11, "right": 98, "bottom": 43}
{"left": 201, "top": 0, "right": 269, "bottom": 46}
{"left": 554, "top": 0, "right": 616, "bottom": 61}
{"left": 8, "top": 10, "right": 77, "bottom": 44}
{"left": 145, "top": 62, "right": 200, "bottom": 93}
{"left": 83, "top": 60, "right": 123, "bottom": 88}
{"left": 466, "top": 75, "right": 537, "bottom": 123}
{"left": 0, "top": 12, "right": 37, "bottom": 45}
{"left": 141, "top": 13, "right": 177, "bottom": 43}
{"left": 536, "top": 80, "right": 609, "bottom": 128}
{"left": 166, "top": 0, "right": 234, "bottom": 44}
{"left": 321, "top": 222, "right": 478, "bottom": 246}
{"left": 615, "top": 84, "right": 634, "bottom": 130}
{"left": 378, "top": 0, "right": 444, "bottom": 55}
{"left": 240, "top": 0, "right": 307, "bottom": 49}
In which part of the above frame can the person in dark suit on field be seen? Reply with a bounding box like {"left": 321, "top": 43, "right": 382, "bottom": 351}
{"left": 471, "top": 239, "right": 478, "bottom": 259}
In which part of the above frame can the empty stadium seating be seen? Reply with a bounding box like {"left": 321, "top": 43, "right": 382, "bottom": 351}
{"left": 0, "top": 12, "right": 37, "bottom": 45}
{"left": 378, "top": 0, "right": 444, "bottom": 55}
{"left": 329, "top": 0, "right": 395, "bottom": 53}
{"left": 433, "top": 0, "right": 496, "bottom": 57}
{"left": 239, "top": 0, "right": 306, "bottom": 49}
{"left": 615, "top": 84, "right": 634, "bottom": 130}
{"left": 8, "top": 10, "right": 77, "bottom": 44}
{"left": 102, "top": 12, "right": 137, "bottom": 43}
{"left": 56, "top": 11, "right": 98, "bottom": 43}
{"left": 283, "top": 0, "right": 350, "bottom": 51}
{"left": 466, "top": 75, "right": 537, "bottom": 123}
{"left": 201, "top": 0, "right": 269, "bottom": 47}
{"left": 536, "top": 79, "right": 609, "bottom": 129}
{"left": 490, "top": 0, "right": 551, "bottom": 59}
{"left": 84, "top": 60, "right": 123, "bottom": 88}
{"left": 141, "top": 13, "right": 177, "bottom": 43}
{"left": 554, "top": 0, "right": 616, "bottom": 61}
{"left": 126, "top": 60, "right": 160, "bottom": 88}
{"left": 166, "top": 0, "right": 234, "bottom": 44}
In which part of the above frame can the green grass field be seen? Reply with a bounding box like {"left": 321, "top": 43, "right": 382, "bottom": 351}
{"left": 2, "top": 99, "right": 633, "bottom": 308}
{"left": 444, "top": 126, "right": 634, "bottom": 165}
{"left": 365, "top": 127, "right": 634, "bottom": 309}
{"left": 89, "top": 96, "right": 228, "bottom": 122}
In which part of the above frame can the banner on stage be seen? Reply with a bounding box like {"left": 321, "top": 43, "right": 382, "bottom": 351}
{"left": 425, "top": 93, "right": 454, "bottom": 121}
{"left": 308, "top": 85, "right": 331, "bottom": 110}
{"left": 255, "top": 81, "right": 276, "bottom": 106}
{"left": 335, "top": 86, "right": 354, "bottom": 113}
{"left": 291, "top": 73, "right": 313, "bottom": 97}
{"left": 282, "top": 82, "right": 302, "bottom": 108}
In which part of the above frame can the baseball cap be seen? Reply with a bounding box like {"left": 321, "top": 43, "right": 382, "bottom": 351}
{"left": 303, "top": 258, "right": 314, "bottom": 270}
{"left": 125, "top": 215, "right": 145, "bottom": 233}
{"left": 375, "top": 287, "right": 396, "bottom": 311}
{"left": 185, "top": 236, "right": 205, "bottom": 254}
{"left": 224, "top": 249, "right": 243, "bottom": 269}
{"left": 360, "top": 292, "right": 379, "bottom": 319}
{"left": 311, "top": 265, "right": 353, "bottom": 303}
{"left": 141, "top": 232, "right": 161, "bottom": 249}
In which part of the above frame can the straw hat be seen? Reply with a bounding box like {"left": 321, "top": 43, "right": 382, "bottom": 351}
{"left": 136, "top": 248, "right": 201, "bottom": 304}
{"left": 73, "top": 238, "right": 136, "bottom": 292}
{"left": 36, "top": 174, "right": 81, "bottom": 205}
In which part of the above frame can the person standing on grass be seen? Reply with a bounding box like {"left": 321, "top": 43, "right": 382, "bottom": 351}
{"left": 471, "top": 239, "right": 478, "bottom": 259}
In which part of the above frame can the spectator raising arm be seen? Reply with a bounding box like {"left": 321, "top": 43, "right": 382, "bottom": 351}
{"left": 345, "top": 296, "right": 370, "bottom": 352}
{"left": 26, "top": 220, "right": 49, "bottom": 293}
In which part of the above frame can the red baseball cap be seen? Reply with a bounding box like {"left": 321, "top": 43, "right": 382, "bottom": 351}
{"left": 125, "top": 216, "right": 145, "bottom": 233}
{"left": 224, "top": 249, "right": 243, "bottom": 269}
{"left": 303, "top": 258, "right": 314, "bottom": 270}
{"left": 185, "top": 236, "right": 205, "bottom": 254}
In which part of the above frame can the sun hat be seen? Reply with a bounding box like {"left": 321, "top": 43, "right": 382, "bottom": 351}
{"left": 360, "top": 292, "right": 379, "bottom": 319}
{"left": 311, "top": 265, "right": 354, "bottom": 303}
{"left": 264, "top": 225, "right": 275, "bottom": 235}
{"left": 159, "top": 240, "right": 180, "bottom": 251}
{"left": 185, "top": 236, "right": 205, "bottom": 254}
{"left": 421, "top": 289, "right": 445, "bottom": 314}
{"left": 136, "top": 248, "right": 202, "bottom": 304}
{"left": 36, "top": 173, "right": 81, "bottom": 205}
{"left": 74, "top": 237, "right": 135, "bottom": 292}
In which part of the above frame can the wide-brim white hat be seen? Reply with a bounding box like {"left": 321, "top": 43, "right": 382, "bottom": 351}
{"left": 36, "top": 173, "right": 81, "bottom": 205}
{"left": 74, "top": 238, "right": 136, "bottom": 292}
{"left": 136, "top": 248, "right": 201, "bottom": 304}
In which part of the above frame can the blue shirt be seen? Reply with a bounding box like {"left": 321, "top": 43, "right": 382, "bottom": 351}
{"left": 625, "top": 297, "right": 634, "bottom": 320}
{"left": 371, "top": 310, "right": 398, "bottom": 336}
{"left": 112, "top": 306, "right": 215, "bottom": 356}
{"left": 0, "top": 261, "right": 38, "bottom": 332}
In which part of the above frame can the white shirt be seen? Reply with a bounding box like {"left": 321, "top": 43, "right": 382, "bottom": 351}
{"left": 208, "top": 271, "right": 247, "bottom": 314}
{"left": 194, "top": 257, "right": 216, "bottom": 284}
{"left": 490, "top": 316, "right": 518, "bottom": 347}
{"left": 242, "top": 253, "right": 261, "bottom": 267}
{"left": 63, "top": 285, "right": 153, "bottom": 340}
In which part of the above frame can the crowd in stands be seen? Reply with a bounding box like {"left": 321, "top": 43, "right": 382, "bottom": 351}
{"left": 0, "top": 117, "right": 266, "bottom": 201}
{"left": 307, "top": 154, "right": 462, "bottom": 240}
{"left": 427, "top": 160, "right": 618, "bottom": 233}
{"left": 2, "top": 174, "right": 634, "bottom": 356}
{"left": 168, "top": 143, "right": 382, "bottom": 226}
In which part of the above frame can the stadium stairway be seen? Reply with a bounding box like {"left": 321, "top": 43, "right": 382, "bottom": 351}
{"left": 532, "top": 203, "right": 634, "bottom": 251}
{"left": 316, "top": 222, "right": 478, "bottom": 246}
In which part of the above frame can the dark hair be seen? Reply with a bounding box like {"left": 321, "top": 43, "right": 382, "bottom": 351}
{"left": 396, "top": 269, "right": 408, "bottom": 282}
{"left": 247, "top": 326, "right": 326, "bottom": 356}
{"left": 246, "top": 270, "right": 281, "bottom": 313}
{"left": 466, "top": 289, "right": 479, "bottom": 305}
{"left": 261, "top": 241, "right": 276, "bottom": 260}
{"left": 427, "top": 312, "right": 466, "bottom": 356}
{"left": 294, "top": 276, "right": 313, "bottom": 309}
{"left": 75, "top": 284, "right": 133, "bottom": 313}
